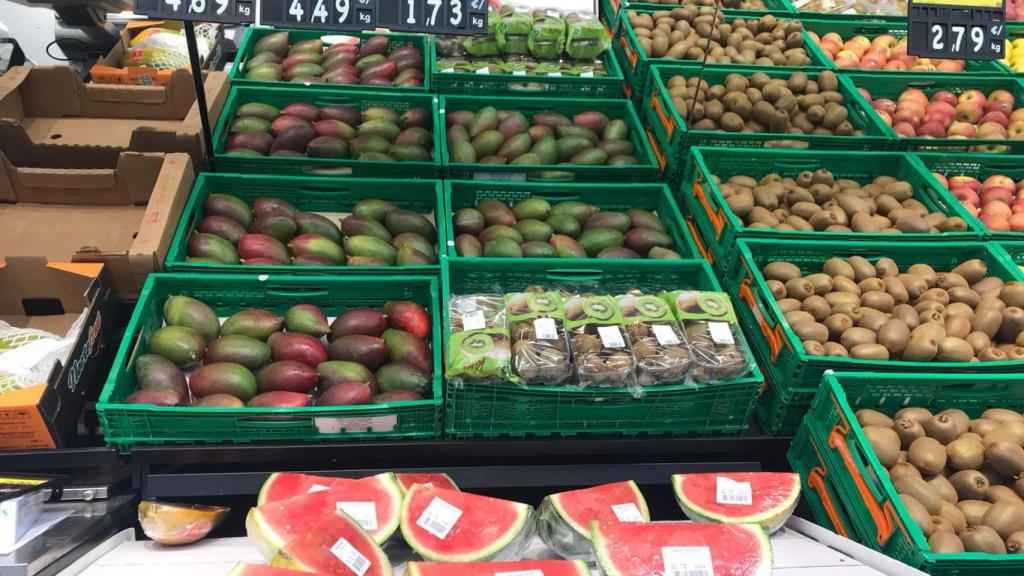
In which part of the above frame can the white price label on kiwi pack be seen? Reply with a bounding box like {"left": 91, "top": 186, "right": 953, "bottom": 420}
{"left": 598, "top": 326, "right": 626, "bottom": 349}
{"left": 534, "top": 318, "right": 558, "bottom": 340}
{"left": 708, "top": 322, "right": 735, "bottom": 345}
{"left": 463, "top": 310, "right": 486, "bottom": 331}
{"left": 652, "top": 324, "right": 681, "bottom": 346}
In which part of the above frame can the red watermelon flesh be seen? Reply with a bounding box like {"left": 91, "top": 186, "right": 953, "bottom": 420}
{"left": 395, "top": 473, "right": 459, "bottom": 495}
{"left": 400, "top": 485, "right": 534, "bottom": 563}
{"left": 258, "top": 472, "right": 399, "bottom": 506}
{"left": 539, "top": 481, "right": 649, "bottom": 561}
{"left": 247, "top": 474, "right": 402, "bottom": 558}
{"left": 227, "top": 563, "right": 320, "bottom": 576}
{"left": 270, "top": 509, "right": 392, "bottom": 576}
{"left": 672, "top": 472, "right": 800, "bottom": 533}
{"left": 406, "top": 560, "right": 589, "bottom": 576}
{"left": 592, "top": 521, "right": 772, "bottom": 576}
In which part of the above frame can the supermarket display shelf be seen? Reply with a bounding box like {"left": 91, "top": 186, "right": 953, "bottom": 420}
{"left": 0, "top": 446, "right": 122, "bottom": 472}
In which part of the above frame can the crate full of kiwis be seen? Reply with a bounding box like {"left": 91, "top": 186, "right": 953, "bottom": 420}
{"left": 644, "top": 65, "right": 893, "bottom": 164}
{"left": 726, "top": 238, "right": 1024, "bottom": 432}
{"left": 442, "top": 258, "right": 763, "bottom": 438}
{"left": 790, "top": 371, "right": 1024, "bottom": 574}
{"left": 614, "top": 8, "right": 829, "bottom": 97}
{"left": 678, "top": 147, "right": 984, "bottom": 276}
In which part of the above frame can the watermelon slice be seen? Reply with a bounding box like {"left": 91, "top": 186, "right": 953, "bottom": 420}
{"left": 395, "top": 473, "right": 459, "bottom": 495}
{"left": 247, "top": 475, "right": 402, "bottom": 558}
{"left": 592, "top": 521, "right": 772, "bottom": 576}
{"left": 258, "top": 472, "right": 396, "bottom": 505}
{"left": 406, "top": 560, "right": 589, "bottom": 576}
{"left": 270, "top": 509, "right": 392, "bottom": 576}
{"left": 400, "top": 485, "right": 535, "bottom": 563}
{"left": 538, "top": 480, "right": 649, "bottom": 561}
{"left": 672, "top": 472, "right": 800, "bottom": 533}
{"left": 227, "top": 564, "right": 317, "bottom": 576}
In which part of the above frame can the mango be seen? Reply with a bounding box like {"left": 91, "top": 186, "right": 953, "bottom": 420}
{"left": 624, "top": 228, "right": 674, "bottom": 256}
{"left": 293, "top": 255, "right": 337, "bottom": 266}
{"left": 522, "top": 240, "right": 557, "bottom": 258}
{"left": 394, "top": 127, "right": 433, "bottom": 148}
{"left": 511, "top": 153, "right": 541, "bottom": 165}
{"left": 163, "top": 295, "right": 220, "bottom": 343}
{"left": 243, "top": 257, "right": 286, "bottom": 266}
{"left": 221, "top": 309, "right": 284, "bottom": 341}
{"left": 344, "top": 235, "right": 397, "bottom": 265}
{"left": 359, "top": 35, "right": 390, "bottom": 58}
{"left": 150, "top": 326, "right": 206, "bottom": 368}
{"left": 360, "top": 60, "right": 397, "bottom": 81}
{"left": 248, "top": 391, "right": 312, "bottom": 408}
{"left": 383, "top": 301, "right": 430, "bottom": 339}
{"left": 556, "top": 136, "right": 592, "bottom": 162}
{"left": 470, "top": 106, "right": 498, "bottom": 137}
{"left": 608, "top": 155, "right": 638, "bottom": 166}
{"left": 550, "top": 234, "right": 587, "bottom": 258}
{"left": 604, "top": 118, "right": 629, "bottom": 141}
{"left": 454, "top": 234, "right": 483, "bottom": 257}
{"left": 316, "top": 360, "right": 377, "bottom": 392}
{"left": 450, "top": 140, "right": 477, "bottom": 163}
{"left": 317, "top": 382, "right": 372, "bottom": 406}
{"left": 194, "top": 394, "right": 245, "bottom": 407}
{"left": 353, "top": 199, "right": 396, "bottom": 222}
{"left": 281, "top": 304, "right": 329, "bottom": 337}
{"left": 381, "top": 327, "right": 432, "bottom": 371}
{"left": 558, "top": 125, "right": 600, "bottom": 145}
{"left": 479, "top": 225, "right": 523, "bottom": 245}
{"left": 294, "top": 212, "right": 343, "bottom": 244}
{"left": 281, "top": 51, "right": 323, "bottom": 69}
{"left": 351, "top": 135, "right": 391, "bottom": 157}
{"left": 371, "top": 390, "right": 424, "bottom": 403}
{"left": 306, "top": 136, "right": 350, "bottom": 158}
{"left": 204, "top": 335, "right": 271, "bottom": 371}
{"left": 321, "top": 105, "right": 361, "bottom": 125}
{"left": 648, "top": 246, "right": 683, "bottom": 259}
{"left": 227, "top": 132, "right": 273, "bottom": 156}
{"left": 597, "top": 247, "right": 642, "bottom": 259}
{"left": 453, "top": 208, "right": 485, "bottom": 236}
{"left": 376, "top": 362, "right": 430, "bottom": 394}
{"left": 392, "top": 233, "right": 436, "bottom": 261}
{"left": 583, "top": 211, "right": 631, "bottom": 233}
{"left": 471, "top": 130, "right": 504, "bottom": 158}
{"left": 546, "top": 214, "right": 582, "bottom": 237}
{"left": 271, "top": 115, "right": 312, "bottom": 136}
{"left": 574, "top": 111, "right": 611, "bottom": 133}
{"left": 283, "top": 63, "right": 325, "bottom": 81}
{"left": 497, "top": 133, "right": 533, "bottom": 161}
{"left": 484, "top": 238, "right": 523, "bottom": 257}
{"left": 254, "top": 31, "right": 289, "bottom": 56}
{"left": 204, "top": 193, "right": 253, "bottom": 227}
{"left": 396, "top": 245, "right": 433, "bottom": 265}
{"left": 126, "top": 388, "right": 183, "bottom": 406}
{"left": 288, "top": 234, "right": 345, "bottom": 264}
{"left": 189, "top": 362, "right": 257, "bottom": 400}
{"left": 244, "top": 63, "right": 283, "bottom": 81}
{"left": 348, "top": 256, "right": 390, "bottom": 266}
{"left": 237, "top": 102, "right": 280, "bottom": 122}
{"left": 570, "top": 148, "right": 609, "bottom": 165}
{"left": 280, "top": 103, "right": 321, "bottom": 123}
{"left": 389, "top": 143, "right": 431, "bottom": 162}
{"left": 272, "top": 124, "right": 315, "bottom": 154}
{"left": 448, "top": 124, "right": 470, "bottom": 143}
{"left": 550, "top": 200, "right": 597, "bottom": 224}
{"left": 341, "top": 214, "right": 393, "bottom": 242}
{"left": 515, "top": 219, "right": 554, "bottom": 243}
{"left": 476, "top": 200, "right": 517, "bottom": 226}
{"left": 330, "top": 309, "right": 387, "bottom": 340}
{"left": 358, "top": 119, "right": 401, "bottom": 141}
{"left": 135, "top": 354, "right": 188, "bottom": 399}
{"left": 239, "top": 234, "right": 290, "bottom": 265}
{"left": 532, "top": 112, "right": 571, "bottom": 129}
{"left": 446, "top": 110, "right": 474, "bottom": 129}
{"left": 256, "top": 360, "right": 318, "bottom": 393}
{"left": 531, "top": 136, "right": 558, "bottom": 164}
{"left": 626, "top": 208, "right": 667, "bottom": 233}
{"left": 328, "top": 335, "right": 389, "bottom": 370}
{"left": 597, "top": 140, "right": 635, "bottom": 157}
{"left": 269, "top": 332, "right": 328, "bottom": 367}
{"left": 385, "top": 208, "right": 436, "bottom": 239}
{"left": 362, "top": 106, "right": 400, "bottom": 124}
{"left": 197, "top": 215, "right": 247, "bottom": 244}
{"left": 578, "top": 228, "right": 625, "bottom": 257}
{"left": 400, "top": 107, "right": 431, "bottom": 129}
{"left": 250, "top": 214, "right": 299, "bottom": 243}
{"left": 497, "top": 112, "right": 529, "bottom": 139}
{"left": 230, "top": 116, "right": 272, "bottom": 134}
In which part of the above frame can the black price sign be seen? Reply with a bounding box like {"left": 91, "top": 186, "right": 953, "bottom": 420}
{"left": 908, "top": 0, "right": 1006, "bottom": 60}
{"left": 134, "top": 0, "right": 255, "bottom": 23}
{"left": 260, "top": 0, "right": 374, "bottom": 30}
{"left": 376, "top": 0, "right": 489, "bottom": 34}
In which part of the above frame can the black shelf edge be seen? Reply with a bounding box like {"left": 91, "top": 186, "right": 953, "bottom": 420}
{"left": 0, "top": 446, "right": 121, "bottom": 471}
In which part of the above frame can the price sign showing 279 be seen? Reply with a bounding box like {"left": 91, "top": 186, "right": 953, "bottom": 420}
{"left": 908, "top": 0, "right": 1006, "bottom": 61}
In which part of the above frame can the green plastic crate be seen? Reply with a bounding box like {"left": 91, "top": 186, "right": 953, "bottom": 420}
{"left": 613, "top": 8, "right": 830, "bottom": 100}
{"left": 443, "top": 179, "right": 698, "bottom": 260}
{"left": 915, "top": 152, "right": 1024, "bottom": 242}
{"left": 430, "top": 42, "right": 625, "bottom": 98}
{"left": 439, "top": 94, "right": 659, "bottom": 182}
{"left": 800, "top": 18, "right": 1008, "bottom": 75}
{"left": 165, "top": 173, "right": 444, "bottom": 275}
{"left": 679, "top": 147, "right": 985, "bottom": 277}
{"left": 96, "top": 273, "right": 443, "bottom": 452}
{"left": 792, "top": 371, "right": 1024, "bottom": 575}
{"left": 442, "top": 258, "right": 764, "bottom": 438}
{"left": 229, "top": 28, "right": 430, "bottom": 93}
{"left": 213, "top": 85, "right": 441, "bottom": 178}
{"left": 643, "top": 64, "right": 893, "bottom": 167}
{"left": 846, "top": 72, "right": 1024, "bottom": 155}
{"left": 726, "top": 238, "right": 1024, "bottom": 432}
{"left": 1000, "top": 241, "right": 1024, "bottom": 267}
{"left": 755, "top": 371, "right": 818, "bottom": 435}
{"left": 788, "top": 421, "right": 864, "bottom": 542}
{"left": 777, "top": 1, "right": 907, "bottom": 20}
{"left": 600, "top": 0, "right": 624, "bottom": 35}
{"left": 627, "top": 1, "right": 795, "bottom": 17}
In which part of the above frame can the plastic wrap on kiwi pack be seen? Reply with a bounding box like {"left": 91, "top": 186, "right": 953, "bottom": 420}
{"left": 506, "top": 287, "right": 572, "bottom": 386}
{"left": 661, "top": 290, "right": 751, "bottom": 383}
{"left": 618, "top": 290, "right": 692, "bottom": 386}
{"left": 564, "top": 294, "right": 638, "bottom": 393}
{"left": 446, "top": 294, "right": 514, "bottom": 384}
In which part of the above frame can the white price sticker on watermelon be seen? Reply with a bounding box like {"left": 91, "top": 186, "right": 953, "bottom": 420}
{"left": 652, "top": 324, "right": 681, "bottom": 346}
{"left": 416, "top": 497, "right": 463, "bottom": 539}
{"left": 611, "top": 502, "right": 645, "bottom": 522}
{"left": 329, "top": 537, "right": 371, "bottom": 576}
{"left": 534, "top": 317, "right": 558, "bottom": 340}
{"left": 662, "top": 546, "right": 715, "bottom": 576}
{"left": 716, "top": 476, "right": 753, "bottom": 505}
{"left": 336, "top": 501, "right": 377, "bottom": 531}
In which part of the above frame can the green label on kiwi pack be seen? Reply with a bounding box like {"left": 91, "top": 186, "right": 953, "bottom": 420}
{"left": 564, "top": 295, "right": 625, "bottom": 330}
{"left": 662, "top": 291, "right": 738, "bottom": 323}
{"left": 446, "top": 329, "right": 513, "bottom": 381}
{"left": 505, "top": 291, "right": 564, "bottom": 322}
{"left": 617, "top": 293, "right": 675, "bottom": 324}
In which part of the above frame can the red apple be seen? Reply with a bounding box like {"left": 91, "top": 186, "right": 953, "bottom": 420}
{"left": 900, "top": 88, "right": 929, "bottom": 106}
{"left": 980, "top": 111, "right": 1010, "bottom": 127}
{"left": 983, "top": 175, "right": 1016, "bottom": 190}
{"left": 978, "top": 122, "right": 1008, "bottom": 139}
{"left": 932, "top": 172, "right": 948, "bottom": 187}
{"left": 947, "top": 121, "right": 978, "bottom": 138}
{"left": 835, "top": 57, "right": 860, "bottom": 67}
{"left": 918, "top": 120, "right": 947, "bottom": 138}
{"left": 877, "top": 110, "right": 893, "bottom": 126}
{"left": 936, "top": 61, "right": 963, "bottom": 72}
{"left": 975, "top": 140, "right": 1010, "bottom": 154}
{"left": 892, "top": 42, "right": 909, "bottom": 57}
{"left": 883, "top": 60, "right": 908, "bottom": 70}
{"left": 872, "top": 34, "right": 898, "bottom": 49}
{"left": 982, "top": 201, "right": 1012, "bottom": 219}
{"left": 982, "top": 215, "right": 1011, "bottom": 231}
{"left": 1008, "top": 121, "right": 1024, "bottom": 139}
{"left": 949, "top": 175, "right": 982, "bottom": 191}
{"left": 1010, "top": 109, "right": 1024, "bottom": 124}
{"left": 894, "top": 121, "right": 917, "bottom": 137}
{"left": 986, "top": 100, "right": 1014, "bottom": 117}
{"left": 932, "top": 90, "right": 959, "bottom": 106}
{"left": 989, "top": 89, "right": 1016, "bottom": 108}
{"left": 955, "top": 101, "right": 984, "bottom": 123}
{"left": 874, "top": 98, "right": 897, "bottom": 115}
{"left": 894, "top": 108, "right": 921, "bottom": 127}
{"left": 951, "top": 187, "right": 981, "bottom": 207}
{"left": 836, "top": 49, "right": 861, "bottom": 62}
{"left": 858, "top": 88, "right": 873, "bottom": 102}
{"left": 1009, "top": 212, "right": 1024, "bottom": 232}
{"left": 861, "top": 58, "right": 883, "bottom": 70}
{"left": 959, "top": 90, "right": 988, "bottom": 107}
{"left": 981, "top": 187, "right": 1015, "bottom": 205}
{"left": 822, "top": 32, "right": 843, "bottom": 44}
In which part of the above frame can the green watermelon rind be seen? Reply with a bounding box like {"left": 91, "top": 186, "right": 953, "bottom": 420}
{"left": 405, "top": 560, "right": 590, "bottom": 576}
{"left": 400, "top": 485, "right": 534, "bottom": 563}
{"left": 270, "top": 510, "right": 393, "bottom": 576}
{"left": 591, "top": 521, "right": 773, "bottom": 576}
{"left": 671, "top": 473, "right": 800, "bottom": 533}
{"left": 548, "top": 480, "right": 650, "bottom": 538}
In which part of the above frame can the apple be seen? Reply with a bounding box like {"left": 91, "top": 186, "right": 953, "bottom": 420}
{"left": 836, "top": 49, "right": 860, "bottom": 62}
{"left": 821, "top": 40, "right": 842, "bottom": 55}
{"left": 918, "top": 120, "right": 947, "bottom": 138}
{"left": 982, "top": 201, "right": 1012, "bottom": 219}
{"left": 883, "top": 60, "right": 908, "bottom": 70}
{"left": 959, "top": 90, "right": 988, "bottom": 107}
{"left": 861, "top": 58, "right": 883, "bottom": 69}
{"left": 981, "top": 187, "right": 1015, "bottom": 205}
{"left": 980, "top": 111, "right": 1010, "bottom": 127}
{"left": 936, "top": 61, "right": 962, "bottom": 72}
{"left": 822, "top": 32, "right": 843, "bottom": 44}
{"left": 932, "top": 91, "right": 958, "bottom": 106}
{"left": 978, "top": 122, "right": 1009, "bottom": 139}
{"left": 1010, "top": 109, "right": 1024, "bottom": 123}
{"left": 982, "top": 214, "right": 1011, "bottom": 231}
{"left": 835, "top": 57, "right": 859, "bottom": 67}
{"left": 912, "top": 63, "right": 938, "bottom": 72}
{"left": 1009, "top": 212, "right": 1024, "bottom": 232}
{"left": 983, "top": 175, "right": 1016, "bottom": 190}
{"left": 1008, "top": 120, "right": 1024, "bottom": 139}
{"left": 947, "top": 121, "right": 978, "bottom": 138}
{"left": 951, "top": 187, "right": 981, "bottom": 207}
{"left": 955, "top": 101, "right": 984, "bottom": 123}
{"left": 894, "top": 121, "right": 917, "bottom": 137}
{"left": 975, "top": 141, "right": 1010, "bottom": 154}
{"left": 949, "top": 175, "right": 982, "bottom": 191}
{"left": 932, "top": 172, "right": 948, "bottom": 187}
{"left": 876, "top": 110, "right": 893, "bottom": 126}
{"left": 894, "top": 108, "right": 922, "bottom": 126}
{"left": 872, "top": 34, "right": 898, "bottom": 50}
{"left": 874, "top": 98, "right": 897, "bottom": 115}
{"left": 891, "top": 42, "right": 909, "bottom": 57}
{"left": 986, "top": 100, "right": 1014, "bottom": 117}
{"left": 989, "top": 89, "right": 1016, "bottom": 108}
{"left": 1018, "top": 179, "right": 1024, "bottom": 192}
{"left": 858, "top": 88, "right": 873, "bottom": 102}
{"left": 900, "top": 88, "right": 929, "bottom": 105}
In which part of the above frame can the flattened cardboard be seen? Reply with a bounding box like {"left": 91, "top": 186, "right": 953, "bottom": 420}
{"left": 0, "top": 258, "right": 112, "bottom": 450}
{"left": 0, "top": 66, "right": 228, "bottom": 165}
{"left": 90, "top": 20, "right": 224, "bottom": 87}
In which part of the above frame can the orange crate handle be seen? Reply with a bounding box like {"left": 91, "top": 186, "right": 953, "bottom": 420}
{"left": 807, "top": 466, "right": 849, "bottom": 538}
{"left": 737, "top": 276, "right": 784, "bottom": 361}
{"left": 829, "top": 423, "right": 901, "bottom": 546}
{"left": 690, "top": 175, "right": 726, "bottom": 240}
{"left": 685, "top": 216, "right": 714, "bottom": 266}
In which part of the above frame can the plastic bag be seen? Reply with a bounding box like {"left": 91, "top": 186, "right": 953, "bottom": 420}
{"left": 565, "top": 17, "right": 610, "bottom": 60}
{"left": 445, "top": 294, "right": 514, "bottom": 384}
{"left": 499, "top": 11, "right": 533, "bottom": 55}
{"left": 528, "top": 17, "right": 567, "bottom": 60}
{"left": 0, "top": 314, "right": 85, "bottom": 393}
{"left": 463, "top": 11, "right": 503, "bottom": 57}
{"left": 564, "top": 294, "right": 637, "bottom": 392}
{"left": 618, "top": 291, "right": 692, "bottom": 386}
{"left": 662, "top": 291, "right": 752, "bottom": 383}
{"left": 506, "top": 288, "right": 571, "bottom": 386}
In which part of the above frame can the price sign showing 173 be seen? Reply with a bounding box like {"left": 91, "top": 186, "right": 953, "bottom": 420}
{"left": 907, "top": 0, "right": 1006, "bottom": 61}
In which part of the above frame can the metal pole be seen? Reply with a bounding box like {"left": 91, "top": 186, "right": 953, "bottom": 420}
{"left": 184, "top": 21, "right": 216, "bottom": 170}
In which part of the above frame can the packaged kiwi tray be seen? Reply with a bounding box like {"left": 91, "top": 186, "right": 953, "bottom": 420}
{"left": 165, "top": 173, "right": 445, "bottom": 275}
{"left": 443, "top": 180, "right": 699, "bottom": 261}
{"left": 846, "top": 72, "right": 1024, "bottom": 156}
{"left": 212, "top": 85, "right": 442, "bottom": 178}
{"left": 96, "top": 273, "right": 443, "bottom": 452}
{"left": 916, "top": 152, "right": 1024, "bottom": 242}
{"left": 441, "top": 258, "right": 763, "bottom": 438}
{"left": 643, "top": 64, "right": 893, "bottom": 176}
{"left": 614, "top": 7, "right": 830, "bottom": 100}
{"left": 726, "top": 238, "right": 1024, "bottom": 433}
{"left": 229, "top": 28, "right": 431, "bottom": 93}
{"left": 789, "top": 372, "right": 1024, "bottom": 575}
{"left": 679, "top": 147, "right": 984, "bottom": 277}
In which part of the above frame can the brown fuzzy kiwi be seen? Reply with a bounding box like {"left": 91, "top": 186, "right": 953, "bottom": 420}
{"left": 895, "top": 418, "right": 926, "bottom": 450}
{"left": 909, "top": 436, "right": 948, "bottom": 475}
{"left": 824, "top": 314, "right": 854, "bottom": 341}
{"left": 958, "top": 499, "right": 992, "bottom": 526}
{"left": 822, "top": 342, "right": 849, "bottom": 357}
{"left": 847, "top": 256, "right": 876, "bottom": 282}
{"left": 802, "top": 295, "right": 831, "bottom": 321}
{"left": 960, "top": 525, "right": 1006, "bottom": 554}
{"left": 946, "top": 436, "right": 985, "bottom": 471}
{"left": 924, "top": 414, "right": 962, "bottom": 445}
{"left": 900, "top": 494, "right": 935, "bottom": 537}
{"left": 937, "top": 409, "right": 970, "bottom": 436}
{"left": 926, "top": 474, "right": 959, "bottom": 505}
{"left": 1006, "top": 531, "right": 1024, "bottom": 554}
{"left": 763, "top": 261, "right": 802, "bottom": 282}
{"left": 930, "top": 515, "right": 956, "bottom": 535}
{"left": 980, "top": 500, "right": 1024, "bottom": 539}
{"left": 856, "top": 408, "right": 894, "bottom": 428}
{"left": 893, "top": 475, "right": 944, "bottom": 515}
{"left": 939, "top": 500, "right": 968, "bottom": 534}
{"left": 896, "top": 407, "right": 934, "bottom": 426}
{"left": 841, "top": 327, "right": 878, "bottom": 349}
{"left": 878, "top": 319, "right": 912, "bottom": 356}
{"left": 823, "top": 257, "right": 856, "bottom": 279}
{"left": 985, "top": 441, "right": 1024, "bottom": 477}
{"left": 983, "top": 408, "right": 1024, "bottom": 424}
{"left": 928, "top": 530, "right": 965, "bottom": 553}
{"left": 850, "top": 343, "right": 889, "bottom": 360}
{"left": 890, "top": 461, "right": 923, "bottom": 482}
{"left": 950, "top": 470, "right": 991, "bottom": 501}
{"left": 987, "top": 485, "right": 1024, "bottom": 505}
{"left": 983, "top": 421, "right": 1024, "bottom": 445}
{"left": 864, "top": 425, "right": 901, "bottom": 469}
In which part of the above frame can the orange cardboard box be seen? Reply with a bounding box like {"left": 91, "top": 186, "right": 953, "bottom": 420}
{"left": 0, "top": 258, "right": 113, "bottom": 450}
{"left": 90, "top": 20, "right": 225, "bottom": 87}
{"left": 0, "top": 66, "right": 228, "bottom": 166}
{"left": 0, "top": 151, "right": 195, "bottom": 300}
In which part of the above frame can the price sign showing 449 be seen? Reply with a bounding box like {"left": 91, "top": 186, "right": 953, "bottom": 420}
{"left": 261, "top": 0, "right": 374, "bottom": 29}
{"left": 908, "top": 0, "right": 1006, "bottom": 60}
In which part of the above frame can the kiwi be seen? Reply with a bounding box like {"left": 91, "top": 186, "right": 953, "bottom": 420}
{"left": 924, "top": 414, "right": 961, "bottom": 445}
{"left": 926, "top": 474, "right": 959, "bottom": 505}
{"left": 1006, "top": 530, "right": 1024, "bottom": 554}
{"left": 763, "top": 261, "right": 802, "bottom": 282}
{"left": 983, "top": 408, "right": 1024, "bottom": 424}
{"left": 950, "top": 470, "right": 991, "bottom": 501}
{"left": 980, "top": 500, "right": 1024, "bottom": 539}
{"left": 864, "top": 425, "right": 902, "bottom": 469}
{"left": 984, "top": 422, "right": 1024, "bottom": 445}
{"left": 909, "top": 436, "right": 948, "bottom": 475}
{"left": 802, "top": 295, "right": 831, "bottom": 321}
{"left": 896, "top": 407, "right": 934, "bottom": 426}
{"left": 930, "top": 515, "right": 956, "bottom": 534}
{"left": 938, "top": 409, "right": 971, "bottom": 436}
{"left": 893, "top": 475, "right": 944, "bottom": 514}
{"left": 890, "top": 461, "right": 923, "bottom": 482}
{"left": 961, "top": 525, "right": 1007, "bottom": 554}
{"left": 959, "top": 499, "right": 993, "bottom": 526}
{"left": 824, "top": 314, "right": 854, "bottom": 340}
{"left": 842, "top": 327, "right": 878, "bottom": 349}
{"left": 856, "top": 408, "right": 894, "bottom": 428}
{"left": 939, "top": 500, "right": 968, "bottom": 534}
{"left": 987, "top": 485, "right": 1024, "bottom": 505}
{"left": 946, "top": 437, "right": 985, "bottom": 471}
{"left": 928, "top": 530, "right": 965, "bottom": 553}
{"left": 822, "top": 342, "right": 849, "bottom": 357}
{"left": 823, "top": 257, "right": 856, "bottom": 279}
{"left": 900, "top": 494, "right": 935, "bottom": 537}
{"left": 985, "top": 441, "right": 1024, "bottom": 477}
{"left": 878, "top": 319, "right": 911, "bottom": 356}
{"left": 895, "top": 418, "right": 926, "bottom": 450}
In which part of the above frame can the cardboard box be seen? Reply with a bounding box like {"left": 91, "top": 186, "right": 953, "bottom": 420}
{"left": 0, "top": 258, "right": 113, "bottom": 450}
{"left": 90, "top": 21, "right": 225, "bottom": 87}
{"left": 0, "top": 66, "right": 228, "bottom": 166}
{"left": 0, "top": 151, "right": 195, "bottom": 300}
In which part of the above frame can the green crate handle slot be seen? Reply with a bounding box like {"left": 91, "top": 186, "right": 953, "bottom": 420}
{"left": 237, "top": 417, "right": 313, "bottom": 429}
{"left": 301, "top": 166, "right": 354, "bottom": 176}
{"left": 265, "top": 286, "right": 332, "bottom": 297}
